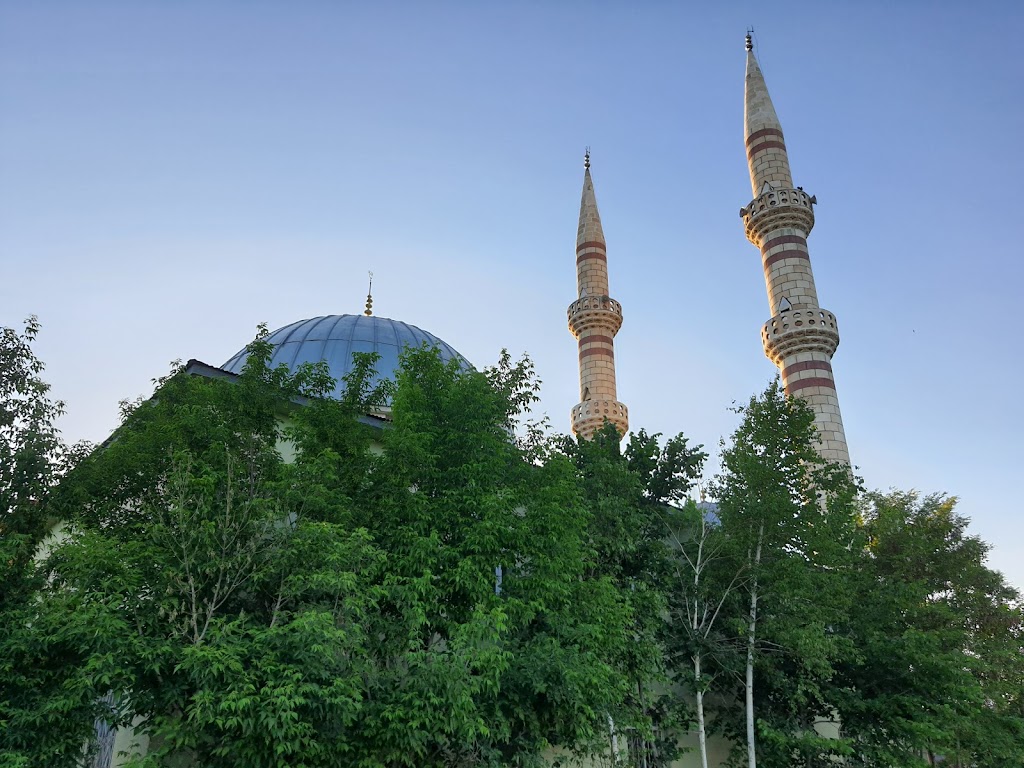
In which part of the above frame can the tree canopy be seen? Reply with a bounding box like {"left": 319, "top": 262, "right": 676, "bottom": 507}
{"left": 832, "top": 491, "right": 1024, "bottom": 767}
{"left": 2, "top": 331, "right": 681, "bottom": 767}
{"left": 2, "top": 322, "right": 1021, "bottom": 768}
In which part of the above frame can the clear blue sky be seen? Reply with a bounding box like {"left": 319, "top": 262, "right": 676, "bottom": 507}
{"left": 3, "top": 2, "right": 1022, "bottom": 586}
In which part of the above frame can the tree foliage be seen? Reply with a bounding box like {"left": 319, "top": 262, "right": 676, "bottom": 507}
{"left": 560, "top": 423, "right": 708, "bottom": 765}
{"left": 698, "top": 382, "right": 861, "bottom": 768}
{"left": 0, "top": 318, "right": 98, "bottom": 767}
{"left": 3, "top": 325, "right": 1023, "bottom": 768}
{"left": 679, "top": 383, "right": 1024, "bottom": 768}
{"left": 1, "top": 334, "right": 676, "bottom": 767}
{"left": 0, "top": 317, "right": 75, "bottom": 599}
{"left": 832, "top": 491, "right": 1024, "bottom": 768}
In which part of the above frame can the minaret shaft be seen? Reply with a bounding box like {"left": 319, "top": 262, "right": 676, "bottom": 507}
{"left": 742, "top": 44, "right": 850, "bottom": 464}
{"left": 568, "top": 158, "right": 628, "bottom": 439}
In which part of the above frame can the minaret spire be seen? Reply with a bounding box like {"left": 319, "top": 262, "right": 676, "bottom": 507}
{"left": 740, "top": 37, "right": 850, "bottom": 464}
{"left": 567, "top": 151, "right": 628, "bottom": 439}
{"left": 744, "top": 36, "right": 792, "bottom": 195}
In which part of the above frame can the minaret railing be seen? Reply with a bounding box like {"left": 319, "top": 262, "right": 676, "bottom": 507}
{"left": 567, "top": 296, "right": 623, "bottom": 335}
{"left": 761, "top": 309, "right": 840, "bottom": 366}
{"left": 741, "top": 186, "right": 816, "bottom": 243}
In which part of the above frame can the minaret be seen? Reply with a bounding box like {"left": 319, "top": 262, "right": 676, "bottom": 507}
{"left": 568, "top": 151, "right": 628, "bottom": 439}
{"left": 740, "top": 34, "right": 850, "bottom": 464}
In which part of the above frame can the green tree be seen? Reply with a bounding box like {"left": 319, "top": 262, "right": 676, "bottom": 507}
{"left": 0, "top": 317, "right": 72, "bottom": 601}
{"left": 833, "top": 491, "right": 1024, "bottom": 768}
{"left": 3, "top": 335, "right": 661, "bottom": 767}
{"left": 343, "top": 350, "right": 648, "bottom": 766}
{"left": 0, "top": 318, "right": 99, "bottom": 767}
{"left": 562, "top": 423, "right": 707, "bottom": 766}
{"left": 663, "top": 498, "right": 744, "bottom": 768}
{"left": 710, "top": 382, "right": 860, "bottom": 768}
{"left": 3, "top": 328, "right": 384, "bottom": 767}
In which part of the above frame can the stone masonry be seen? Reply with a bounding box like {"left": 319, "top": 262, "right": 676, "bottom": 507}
{"left": 568, "top": 153, "right": 629, "bottom": 439}
{"left": 741, "top": 35, "right": 850, "bottom": 464}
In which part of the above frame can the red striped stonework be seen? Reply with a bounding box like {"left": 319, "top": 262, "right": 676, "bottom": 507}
{"left": 579, "top": 335, "right": 614, "bottom": 347}
{"left": 579, "top": 347, "right": 614, "bottom": 361}
{"left": 763, "top": 249, "right": 811, "bottom": 272}
{"left": 760, "top": 235, "right": 807, "bottom": 253}
{"left": 747, "top": 141, "right": 787, "bottom": 160}
{"left": 782, "top": 360, "right": 833, "bottom": 380}
{"left": 576, "top": 241, "right": 607, "bottom": 253}
{"left": 745, "top": 128, "right": 785, "bottom": 146}
{"left": 786, "top": 376, "right": 836, "bottom": 394}
{"left": 577, "top": 252, "right": 608, "bottom": 265}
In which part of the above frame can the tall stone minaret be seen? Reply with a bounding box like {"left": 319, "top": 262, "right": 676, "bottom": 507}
{"left": 740, "top": 34, "right": 850, "bottom": 464}
{"left": 568, "top": 151, "right": 628, "bottom": 439}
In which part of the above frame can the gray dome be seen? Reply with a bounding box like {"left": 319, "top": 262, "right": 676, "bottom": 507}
{"left": 222, "top": 314, "right": 470, "bottom": 399}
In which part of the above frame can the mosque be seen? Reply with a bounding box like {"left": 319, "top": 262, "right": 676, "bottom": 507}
{"left": 97, "top": 37, "right": 850, "bottom": 768}
{"left": 193, "top": 35, "right": 849, "bottom": 465}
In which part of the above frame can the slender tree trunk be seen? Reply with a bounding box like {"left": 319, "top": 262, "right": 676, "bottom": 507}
{"left": 694, "top": 651, "right": 709, "bottom": 768}
{"left": 691, "top": 540, "right": 710, "bottom": 768}
{"left": 607, "top": 713, "right": 619, "bottom": 763}
{"left": 746, "top": 524, "right": 764, "bottom": 768}
{"left": 746, "top": 580, "right": 758, "bottom": 768}
{"left": 638, "top": 678, "right": 652, "bottom": 768}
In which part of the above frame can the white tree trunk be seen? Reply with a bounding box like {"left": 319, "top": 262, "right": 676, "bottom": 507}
{"left": 694, "top": 652, "right": 709, "bottom": 768}
{"left": 746, "top": 583, "right": 757, "bottom": 768}
{"left": 746, "top": 524, "right": 764, "bottom": 768}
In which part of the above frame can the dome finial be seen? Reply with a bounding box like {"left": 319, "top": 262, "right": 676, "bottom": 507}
{"left": 745, "top": 28, "right": 753, "bottom": 52}
{"left": 364, "top": 271, "right": 373, "bottom": 316}
{"left": 584, "top": 146, "right": 590, "bottom": 170}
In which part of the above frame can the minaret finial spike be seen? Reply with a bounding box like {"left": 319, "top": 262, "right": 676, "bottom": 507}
{"left": 745, "top": 28, "right": 754, "bottom": 52}
{"left": 584, "top": 146, "right": 590, "bottom": 170}
{"left": 364, "top": 271, "right": 374, "bottom": 316}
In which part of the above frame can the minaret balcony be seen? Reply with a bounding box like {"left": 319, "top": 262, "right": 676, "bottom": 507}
{"left": 741, "top": 186, "right": 816, "bottom": 244}
{"left": 572, "top": 399, "right": 628, "bottom": 437}
{"left": 761, "top": 308, "right": 839, "bottom": 366}
{"left": 567, "top": 295, "right": 623, "bottom": 337}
